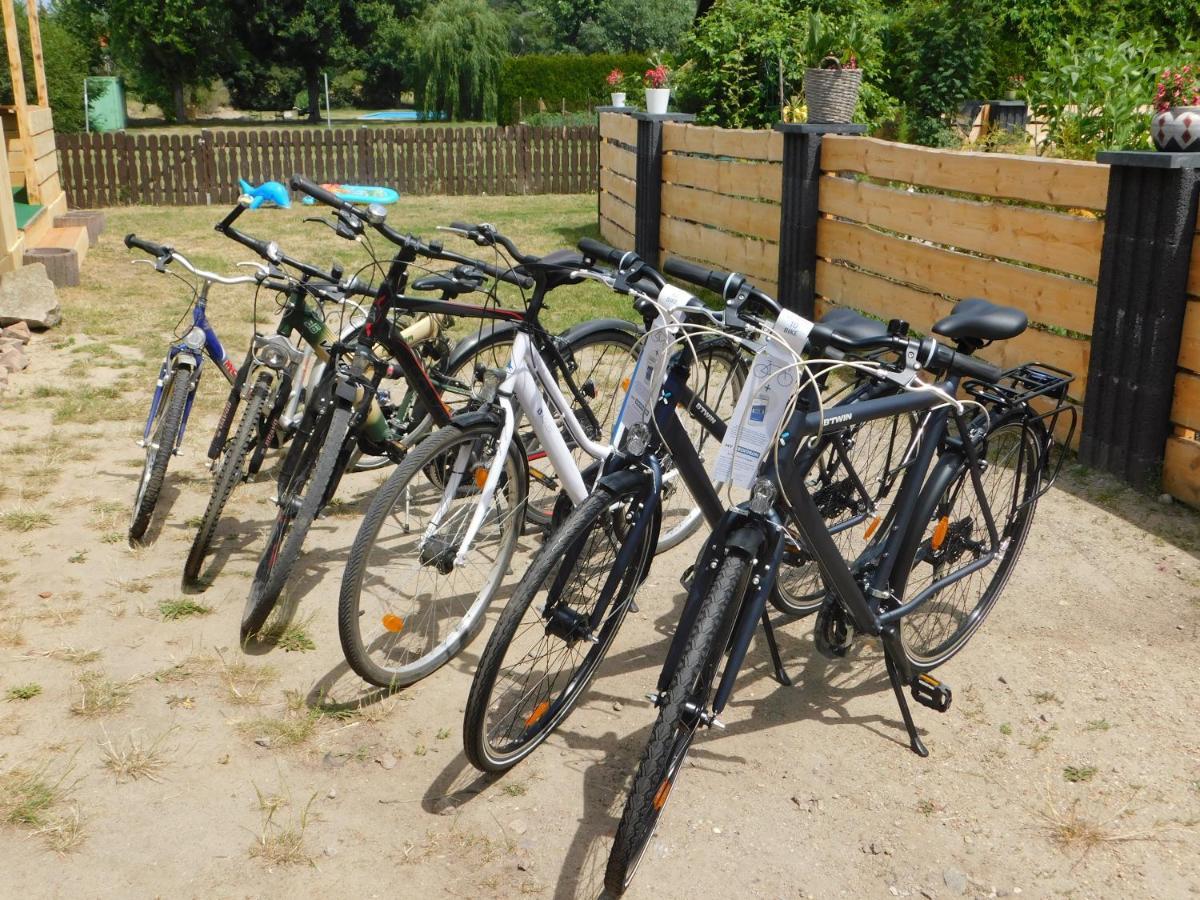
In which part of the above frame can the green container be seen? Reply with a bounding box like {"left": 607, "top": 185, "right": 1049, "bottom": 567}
{"left": 86, "top": 77, "right": 127, "bottom": 132}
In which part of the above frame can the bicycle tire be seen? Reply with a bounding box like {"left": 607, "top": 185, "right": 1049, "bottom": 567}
{"left": 184, "top": 372, "right": 272, "bottom": 587}
{"left": 604, "top": 548, "right": 750, "bottom": 895}
{"left": 524, "top": 326, "right": 637, "bottom": 528}
{"left": 463, "top": 472, "right": 653, "bottom": 772}
{"left": 892, "top": 416, "right": 1042, "bottom": 670}
{"left": 242, "top": 402, "right": 351, "bottom": 641}
{"left": 129, "top": 368, "right": 190, "bottom": 544}
{"left": 338, "top": 418, "right": 528, "bottom": 688}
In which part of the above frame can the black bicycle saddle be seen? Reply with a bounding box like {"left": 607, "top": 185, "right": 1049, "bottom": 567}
{"left": 933, "top": 297, "right": 1027, "bottom": 342}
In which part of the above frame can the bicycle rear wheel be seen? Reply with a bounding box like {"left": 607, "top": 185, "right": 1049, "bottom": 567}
{"left": 772, "top": 409, "right": 917, "bottom": 615}
{"left": 338, "top": 418, "right": 528, "bottom": 688}
{"left": 129, "top": 367, "right": 190, "bottom": 544}
{"left": 604, "top": 548, "right": 750, "bottom": 895}
{"left": 892, "top": 417, "right": 1041, "bottom": 670}
{"left": 463, "top": 472, "right": 652, "bottom": 772}
{"left": 184, "top": 372, "right": 272, "bottom": 586}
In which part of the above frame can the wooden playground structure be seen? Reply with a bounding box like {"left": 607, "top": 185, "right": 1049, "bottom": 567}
{"left": 0, "top": 0, "right": 90, "bottom": 282}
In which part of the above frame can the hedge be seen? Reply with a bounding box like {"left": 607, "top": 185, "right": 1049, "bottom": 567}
{"left": 497, "top": 52, "right": 647, "bottom": 126}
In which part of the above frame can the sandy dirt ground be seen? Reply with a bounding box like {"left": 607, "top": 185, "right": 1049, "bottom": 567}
{"left": 2, "top": 234, "right": 1199, "bottom": 900}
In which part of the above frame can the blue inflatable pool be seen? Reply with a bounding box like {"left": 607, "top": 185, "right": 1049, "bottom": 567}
{"left": 358, "top": 110, "right": 447, "bottom": 122}
{"left": 299, "top": 183, "right": 400, "bottom": 205}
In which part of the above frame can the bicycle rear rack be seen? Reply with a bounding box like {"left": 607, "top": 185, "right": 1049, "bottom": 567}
{"left": 962, "top": 362, "right": 1077, "bottom": 500}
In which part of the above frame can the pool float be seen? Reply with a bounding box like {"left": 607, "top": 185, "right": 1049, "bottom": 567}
{"left": 299, "top": 183, "right": 401, "bottom": 206}
{"left": 238, "top": 178, "right": 291, "bottom": 209}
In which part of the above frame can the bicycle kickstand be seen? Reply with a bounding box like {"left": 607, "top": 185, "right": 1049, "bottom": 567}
{"left": 884, "top": 651, "right": 928, "bottom": 758}
{"left": 760, "top": 610, "right": 792, "bottom": 687}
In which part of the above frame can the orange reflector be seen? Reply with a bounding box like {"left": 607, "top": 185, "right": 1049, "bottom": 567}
{"left": 653, "top": 778, "right": 672, "bottom": 811}
{"left": 474, "top": 467, "right": 489, "bottom": 489}
{"left": 382, "top": 614, "right": 405, "bottom": 633}
{"left": 864, "top": 515, "right": 881, "bottom": 540}
{"left": 525, "top": 700, "right": 550, "bottom": 727}
{"left": 931, "top": 515, "right": 950, "bottom": 550}
{"left": 621, "top": 377, "right": 631, "bottom": 392}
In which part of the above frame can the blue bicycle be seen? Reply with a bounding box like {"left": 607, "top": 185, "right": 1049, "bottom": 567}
{"left": 125, "top": 233, "right": 262, "bottom": 543}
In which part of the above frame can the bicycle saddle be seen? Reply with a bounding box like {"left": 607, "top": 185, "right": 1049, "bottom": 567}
{"left": 411, "top": 265, "right": 486, "bottom": 298}
{"left": 514, "top": 249, "right": 586, "bottom": 291}
{"left": 818, "top": 306, "right": 887, "bottom": 343}
{"left": 932, "top": 297, "right": 1027, "bottom": 342}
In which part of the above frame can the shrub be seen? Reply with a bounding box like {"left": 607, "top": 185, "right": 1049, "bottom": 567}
{"left": 497, "top": 52, "right": 646, "bottom": 125}
{"left": 414, "top": 0, "right": 508, "bottom": 121}
{"left": 1026, "top": 34, "right": 1161, "bottom": 157}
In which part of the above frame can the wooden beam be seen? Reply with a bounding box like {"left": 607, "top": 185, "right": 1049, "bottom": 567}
{"left": 24, "top": 0, "right": 47, "bottom": 107}
{"left": 1, "top": 0, "right": 39, "bottom": 204}
{"left": 0, "top": 117, "right": 22, "bottom": 270}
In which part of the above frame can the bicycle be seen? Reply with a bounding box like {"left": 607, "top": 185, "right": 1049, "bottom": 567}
{"left": 461, "top": 245, "right": 914, "bottom": 773}
{"left": 125, "top": 232, "right": 268, "bottom": 544}
{"left": 603, "top": 276, "right": 1076, "bottom": 893}
{"left": 335, "top": 232, "right": 723, "bottom": 690}
{"left": 240, "top": 177, "right": 639, "bottom": 641}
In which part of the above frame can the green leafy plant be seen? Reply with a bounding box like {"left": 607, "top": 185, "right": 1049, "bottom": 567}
{"left": 414, "top": 0, "right": 508, "bottom": 121}
{"left": 498, "top": 52, "right": 645, "bottom": 124}
{"left": 1155, "top": 65, "right": 1200, "bottom": 110}
{"left": 1026, "top": 34, "right": 1161, "bottom": 157}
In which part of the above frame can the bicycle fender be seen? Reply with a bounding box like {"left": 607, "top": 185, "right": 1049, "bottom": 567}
{"left": 556, "top": 316, "right": 640, "bottom": 344}
{"left": 443, "top": 407, "right": 505, "bottom": 433}
{"left": 442, "top": 322, "right": 519, "bottom": 373}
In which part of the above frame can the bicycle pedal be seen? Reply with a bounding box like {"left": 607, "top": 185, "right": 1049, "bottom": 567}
{"left": 911, "top": 673, "right": 952, "bottom": 713}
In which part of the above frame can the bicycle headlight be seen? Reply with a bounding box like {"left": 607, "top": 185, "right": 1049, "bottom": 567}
{"left": 259, "top": 344, "right": 289, "bottom": 369}
{"left": 182, "top": 326, "right": 206, "bottom": 352}
{"left": 625, "top": 423, "right": 651, "bottom": 456}
{"left": 749, "top": 477, "right": 777, "bottom": 515}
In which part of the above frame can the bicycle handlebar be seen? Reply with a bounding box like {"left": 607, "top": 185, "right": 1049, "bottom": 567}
{"left": 125, "top": 234, "right": 263, "bottom": 287}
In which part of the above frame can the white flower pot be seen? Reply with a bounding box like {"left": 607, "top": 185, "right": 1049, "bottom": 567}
{"left": 645, "top": 88, "right": 670, "bottom": 115}
{"left": 1152, "top": 106, "right": 1200, "bottom": 152}
{"left": 610, "top": 92, "right": 626, "bottom": 107}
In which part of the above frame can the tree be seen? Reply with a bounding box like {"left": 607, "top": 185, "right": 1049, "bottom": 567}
{"left": 0, "top": 3, "right": 90, "bottom": 132}
{"left": 413, "top": 0, "right": 507, "bottom": 120}
{"left": 576, "top": 0, "right": 694, "bottom": 54}
{"left": 106, "top": 0, "right": 232, "bottom": 122}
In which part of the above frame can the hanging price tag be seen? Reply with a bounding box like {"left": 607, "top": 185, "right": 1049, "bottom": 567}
{"left": 710, "top": 311, "right": 814, "bottom": 488}
{"left": 612, "top": 285, "right": 696, "bottom": 440}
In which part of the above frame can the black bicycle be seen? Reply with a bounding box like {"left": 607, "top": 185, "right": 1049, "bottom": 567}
{"left": 603, "top": 271, "right": 1075, "bottom": 893}
{"left": 461, "top": 244, "right": 917, "bottom": 773}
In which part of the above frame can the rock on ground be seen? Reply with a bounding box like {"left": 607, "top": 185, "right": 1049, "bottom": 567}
{"left": 0, "top": 263, "right": 61, "bottom": 329}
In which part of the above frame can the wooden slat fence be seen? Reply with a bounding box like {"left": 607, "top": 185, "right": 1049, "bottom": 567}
{"left": 56, "top": 125, "right": 599, "bottom": 208}
{"left": 815, "top": 135, "right": 1106, "bottom": 414}
{"left": 598, "top": 113, "right": 636, "bottom": 247}
{"left": 1165, "top": 209, "right": 1200, "bottom": 506}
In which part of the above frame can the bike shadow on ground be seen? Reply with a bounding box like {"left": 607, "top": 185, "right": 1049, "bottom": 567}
{"left": 107, "top": 466, "right": 182, "bottom": 547}
{"left": 304, "top": 656, "right": 396, "bottom": 714}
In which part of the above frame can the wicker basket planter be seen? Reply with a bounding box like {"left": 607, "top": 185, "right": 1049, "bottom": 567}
{"left": 803, "top": 56, "right": 862, "bottom": 124}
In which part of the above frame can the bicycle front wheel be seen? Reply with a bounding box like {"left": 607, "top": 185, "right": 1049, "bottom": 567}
{"left": 605, "top": 548, "right": 750, "bottom": 895}
{"left": 463, "top": 472, "right": 652, "bottom": 772}
{"left": 185, "top": 372, "right": 272, "bottom": 586}
{"left": 892, "top": 417, "right": 1042, "bottom": 670}
{"left": 129, "top": 367, "right": 190, "bottom": 544}
{"left": 242, "top": 402, "right": 350, "bottom": 641}
{"left": 338, "top": 418, "right": 528, "bottom": 688}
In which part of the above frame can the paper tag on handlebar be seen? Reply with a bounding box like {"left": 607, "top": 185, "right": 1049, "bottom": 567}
{"left": 612, "top": 286, "right": 696, "bottom": 441}
{"left": 710, "top": 318, "right": 811, "bottom": 489}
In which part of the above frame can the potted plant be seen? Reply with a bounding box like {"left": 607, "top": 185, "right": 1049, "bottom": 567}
{"left": 644, "top": 57, "right": 671, "bottom": 115}
{"left": 801, "top": 13, "right": 863, "bottom": 124}
{"left": 1004, "top": 74, "right": 1026, "bottom": 101}
{"left": 1152, "top": 65, "right": 1200, "bottom": 152}
{"left": 606, "top": 68, "right": 626, "bottom": 107}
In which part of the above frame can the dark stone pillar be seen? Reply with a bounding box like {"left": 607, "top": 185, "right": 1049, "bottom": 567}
{"left": 631, "top": 111, "right": 694, "bottom": 267}
{"left": 774, "top": 122, "right": 866, "bottom": 317}
{"left": 987, "top": 100, "right": 1028, "bottom": 133}
{"left": 1081, "top": 151, "right": 1200, "bottom": 487}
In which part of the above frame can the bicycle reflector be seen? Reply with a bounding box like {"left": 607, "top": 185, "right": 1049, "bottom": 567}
{"left": 749, "top": 477, "right": 776, "bottom": 515}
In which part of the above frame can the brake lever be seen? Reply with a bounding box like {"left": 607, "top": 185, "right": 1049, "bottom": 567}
{"left": 304, "top": 216, "right": 338, "bottom": 232}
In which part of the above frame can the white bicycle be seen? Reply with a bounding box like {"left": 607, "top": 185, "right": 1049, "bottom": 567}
{"left": 336, "top": 229, "right": 742, "bottom": 688}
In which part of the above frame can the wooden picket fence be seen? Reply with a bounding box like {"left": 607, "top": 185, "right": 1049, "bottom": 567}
{"left": 597, "top": 112, "right": 1200, "bottom": 509}
{"left": 56, "top": 125, "right": 600, "bottom": 208}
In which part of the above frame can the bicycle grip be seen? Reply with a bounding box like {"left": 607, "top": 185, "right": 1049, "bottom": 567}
{"left": 945, "top": 349, "right": 1002, "bottom": 383}
{"left": 577, "top": 237, "right": 629, "bottom": 265}
{"left": 449, "top": 221, "right": 475, "bottom": 232}
{"left": 125, "top": 233, "right": 169, "bottom": 258}
{"left": 289, "top": 175, "right": 352, "bottom": 213}
{"left": 215, "top": 199, "right": 248, "bottom": 232}
{"left": 663, "top": 256, "right": 729, "bottom": 294}
{"left": 477, "top": 260, "right": 534, "bottom": 290}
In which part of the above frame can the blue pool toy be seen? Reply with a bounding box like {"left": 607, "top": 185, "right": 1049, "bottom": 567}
{"left": 238, "top": 178, "right": 291, "bottom": 209}
{"left": 299, "top": 183, "right": 401, "bottom": 206}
